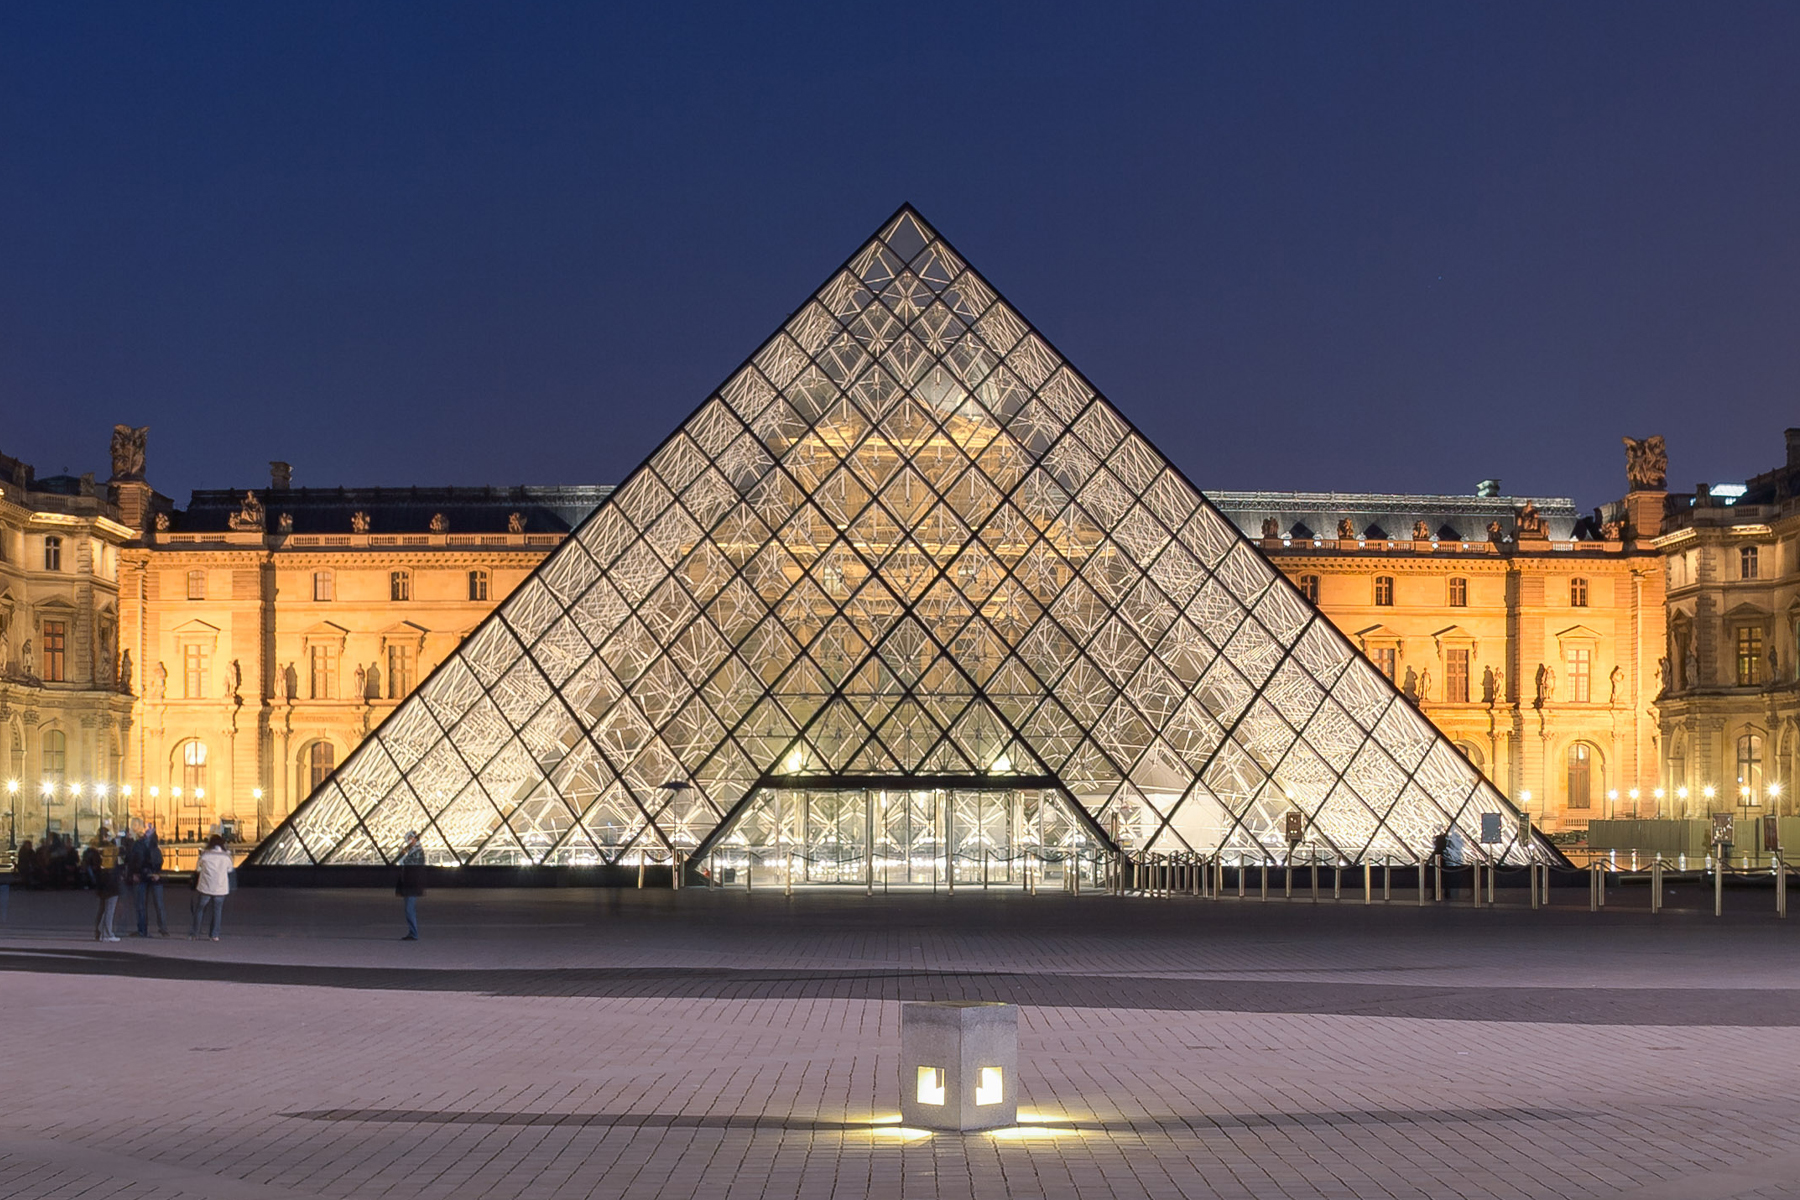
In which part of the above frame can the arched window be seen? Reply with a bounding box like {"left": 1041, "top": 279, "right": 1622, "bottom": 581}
{"left": 468, "top": 569, "right": 490, "bottom": 602}
{"left": 1570, "top": 577, "right": 1589, "bottom": 607}
{"left": 177, "top": 740, "right": 208, "bottom": 804}
{"left": 1297, "top": 574, "right": 1319, "bottom": 603}
{"left": 1737, "top": 733, "right": 1765, "bottom": 805}
{"left": 1373, "top": 576, "right": 1394, "bottom": 606}
{"left": 1567, "top": 743, "right": 1593, "bottom": 810}
{"left": 1448, "top": 577, "right": 1468, "bottom": 607}
{"left": 306, "top": 741, "right": 335, "bottom": 793}
{"left": 41, "top": 729, "right": 66, "bottom": 787}
{"left": 1456, "top": 741, "right": 1485, "bottom": 771}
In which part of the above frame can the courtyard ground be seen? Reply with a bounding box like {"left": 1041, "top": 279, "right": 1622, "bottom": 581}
{"left": 2, "top": 884, "right": 1798, "bottom": 1200}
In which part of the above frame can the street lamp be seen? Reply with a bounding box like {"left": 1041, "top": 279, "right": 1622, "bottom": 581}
{"left": 1628, "top": 788, "right": 1641, "bottom": 818}
{"left": 5, "top": 779, "right": 16, "bottom": 850}
{"left": 1607, "top": 788, "right": 1619, "bottom": 819}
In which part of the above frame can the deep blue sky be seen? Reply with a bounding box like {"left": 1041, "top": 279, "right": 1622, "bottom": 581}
{"left": 3, "top": 3, "right": 1796, "bottom": 510}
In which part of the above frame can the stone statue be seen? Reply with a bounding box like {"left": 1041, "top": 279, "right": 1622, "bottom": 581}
{"left": 1623, "top": 435, "right": 1668, "bottom": 491}
{"left": 282, "top": 662, "right": 298, "bottom": 700}
{"left": 509, "top": 511, "right": 527, "bottom": 535}
{"left": 1656, "top": 656, "right": 1669, "bottom": 697}
{"left": 1487, "top": 520, "right": 1504, "bottom": 541}
{"left": 1514, "top": 500, "right": 1546, "bottom": 537}
{"left": 154, "top": 512, "right": 170, "bottom": 531}
{"left": 1481, "top": 666, "right": 1495, "bottom": 703}
{"left": 429, "top": 512, "right": 448, "bottom": 534}
{"left": 1685, "top": 643, "right": 1699, "bottom": 690}
{"left": 18, "top": 638, "right": 29, "bottom": 678}
{"left": 351, "top": 510, "right": 371, "bottom": 534}
{"left": 1535, "top": 662, "right": 1554, "bottom": 705}
{"left": 109, "top": 425, "right": 147, "bottom": 480}
{"left": 227, "top": 490, "right": 265, "bottom": 532}
{"left": 1336, "top": 518, "right": 1356, "bottom": 540}
{"left": 1771, "top": 644, "right": 1780, "bottom": 682}
{"left": 148, "top": 661, "right": 166, "bottom": 701}
{"left": 1609, "top": 664, "right": 1625, "bottom": 703}
{"left": 354, "top": 663, "right": 366, "bottom": 698}
{"left": 118, "top": 648, "right": 132, "bottom": 694}
{"left": 1412, "top": 520, "right": 1430, "bottom": 540}
{"left": 277, "top": 512, "right": 293, "bottom": 533}
{"left": 1418, "top": 668, "right": 1432, "bottom": 701}
{"left": 225, "top": 659, "right": 242, "bottom": 700}
{"left": 269, "top": 461, "right": 292, "bottom": 489}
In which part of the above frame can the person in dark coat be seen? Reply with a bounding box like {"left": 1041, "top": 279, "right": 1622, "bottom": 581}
{"left": 91, "top": 831, "right": 123, "bottom": 941}
{"left": 396, "top": 831, "right": 426, "bottom": 941}
{"left": 128, "top": 822, "right": 169, "bottom": 937}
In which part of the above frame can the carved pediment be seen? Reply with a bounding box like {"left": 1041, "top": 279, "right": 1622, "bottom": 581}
{"left": 1554, "top": 624, "right": 1604, "bottom": 648}
{"left": 1723, "top": 600, "right": 1770, "bottom": 620}
{"left": 171, "top": 618, "right": 220, "bottom": 637}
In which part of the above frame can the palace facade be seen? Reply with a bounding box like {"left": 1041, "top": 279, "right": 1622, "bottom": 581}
{"left": 1211, "top": 474, "right": 1667, "bottom": 834}
{"left": 1656, "top": 429, "right": 1800, "bottom": 821}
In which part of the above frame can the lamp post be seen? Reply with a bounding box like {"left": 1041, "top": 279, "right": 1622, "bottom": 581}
{"left": 5, "top": 779, "right": 16, "bottom": 850}
{"left": 40, "top": 780, "right": 52, "bottom": 841}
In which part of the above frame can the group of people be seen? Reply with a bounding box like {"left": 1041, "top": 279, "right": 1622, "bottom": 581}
{"left": 9, "top": 822, "right": 237, "bottom": 941}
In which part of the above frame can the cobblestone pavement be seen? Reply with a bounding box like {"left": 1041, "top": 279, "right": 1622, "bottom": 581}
{"left": 2, "top": 886, "right": 1799, "bottom": 1200}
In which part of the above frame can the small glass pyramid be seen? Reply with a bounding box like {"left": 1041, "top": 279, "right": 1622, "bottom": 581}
{"left": 250, "top": 206, "right": 1542, "bottom": 877}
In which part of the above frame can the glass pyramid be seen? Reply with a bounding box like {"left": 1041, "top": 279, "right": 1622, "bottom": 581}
{"left": 250, "top": 206, "right": 1543, "bottom": 876}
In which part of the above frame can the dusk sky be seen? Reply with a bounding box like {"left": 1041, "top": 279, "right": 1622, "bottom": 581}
{"left": 3, "top": 3, "right": 1796, "bottom": 512}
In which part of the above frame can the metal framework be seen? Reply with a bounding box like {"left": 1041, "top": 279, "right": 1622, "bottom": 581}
{"left": 250, "top": 206, "right": 1545, "bottom": 876}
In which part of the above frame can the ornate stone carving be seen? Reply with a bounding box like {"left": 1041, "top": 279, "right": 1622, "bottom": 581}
{"left": 351, "top": 511, "right": 371, "bottom": 534}
{"left": 1623, "top": 435, "right": 1668, "bottom": 491}
{"left": 430, "top": 512, "right": 448, "bottom": 534}
{"left": 1514, "top": 500, "right": 1546, "bottom": 537}
{"left": 269, "top": 461, "right": 292, "bottom": 489}
{"left": 1412, "top": 520, "right": 1430, "bottom": 540}
{"left": 147, "top": 661, "right": 166, "bottom": 701}
{"left": 508, "top": 511, "right": 526, "bottom": 535}
{"left": 118, "top": 648, "right": 133, "bottom": 694}
{"left": 1609, "top": 664, "right": 1624, "bottom": 703}
{"left": 1534, "top": 662, "right": 1555, "bottom": 705}
{"left": 1336, "top": 518, "right": 1356, "bottom": 540}
{"left": 225, "top": 659, "right": 242, "bottom": 701}
{"left": 1486, "top": 519, "right": 1503, "bottom": 540}
{"left": 277, "top": 512, "right": 293, "bottom": 533}
{"left": 154, "top": 512, "right": 170, "bottom": 532}
{"left": 227, "top": 490, "right": 265, "bottom": 532}
{"left": 109, "top": 425, "right": 147, "bottom": 480}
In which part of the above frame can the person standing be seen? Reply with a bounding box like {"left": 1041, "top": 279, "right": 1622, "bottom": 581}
{"left": 129, "top": 822, "right": 169, "bottom": 937}
{"left": 92, "top": 830, "right": 122, "bottom": 941}
{"left": 396, "top": 831, "right": 425, "bottom": 941}
{"left": 190, "top": 835, "right": 232, "bottom": 941}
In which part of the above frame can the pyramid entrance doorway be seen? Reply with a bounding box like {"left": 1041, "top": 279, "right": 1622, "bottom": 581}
{"left": 701, "top": 782, "right": 1104, "bottom": 889}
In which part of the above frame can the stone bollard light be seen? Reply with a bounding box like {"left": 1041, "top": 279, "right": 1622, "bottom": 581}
{"left": 899, "top": 1001, "right": 1018, "bottom": 1131}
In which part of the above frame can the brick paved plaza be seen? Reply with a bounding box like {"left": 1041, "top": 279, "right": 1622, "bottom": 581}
{"left": 3, "top": 886, "right": 1800, "bottom": 1200}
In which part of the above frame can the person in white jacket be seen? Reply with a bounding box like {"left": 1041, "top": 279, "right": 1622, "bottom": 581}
{"left": 190, "top": 835, "right": 232, "bottom": 941}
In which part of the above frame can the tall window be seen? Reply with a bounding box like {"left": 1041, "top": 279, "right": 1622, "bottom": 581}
{"left": 1445, "top": 648, "right": 1470, "bottom": 703}
{"left": 1373, "top": 576, "right": 1394, "bottom": 606}
{"left": 41, "top": 621, "right": 65, "bottom": 682}
{"left": 1737, "top": 733, "right": 1765, "bottom": 803}
{"left": 307, "top": 741, "right": 335, "bottom": 791}
{"left": 187, "top": 570, "right": 206, "bottom": 600}
{"left": 1567, "top": 743, "right": 1592, "bottom": 810}
{"left": 1371, "top": 647, "right": 1397, "bottom": 681}
{"left": 389, "top": 570, "right": 411, "bottom": 601}
{"left": 309, "top": 644, "right": 337, "bottom": 700}
{"left": 43, "top": 536, "right": 61, "bottom": 571}
{"left": 1570, "top": 577, "right": 1589, "bottom": 607}
{"left": 183, "top": 644, "right": 207, "bottom": 699}
{"left": 1568, "top": 648, "right": 1592, "bottom": 702}
{"left": 180, "top": 740, "right": 207, "bottom": 800}
{"left": 1448, "top": 577, "right": 1467, "bottom": 607}
{"left": 1742, "top": 546, "right": 1760, "bottom": 580}
{"left": 42, "top": 729, "right": 67, "bottom": 788}
{"left": 1738, "top": 627, "right": 1764, "bottom": 686}
{"left": 1297, "top": 574, "right": 1319, "bottom": 603}
{"left": 468, "top": 569, "right": 489, "bottom": 601}
{"left": 386, "top": 644, "right": 415, "bottom": 698}
{"left": 313, "top": 571, "right": 334, "bottom": 601}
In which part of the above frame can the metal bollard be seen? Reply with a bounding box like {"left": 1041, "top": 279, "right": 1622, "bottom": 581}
{"left": 1779, "top": 857, "right": 1788, "bottom": 919}
{"left": 1418, "top": 858, "right": 1427, "bottom": 906}
{"left": 1311, "top": 860, "right": 1320, "bottom": 902}
{"left": 1332, "top": 863, "right": 1341, "bottom": 901}
{"left": 1383, "top": 862, "right": 1392, "bottom": 902}
{"left": 1714, "top": 856, "right": 1722, "bottom": 917}
{"left": 673, "top": 851, "right": 683, "bottom": 891}
{"left": 1530, "top": 862, "right": 1540, "bottom": 910}
{"left": 1650, "top": 860, "right": 1662, "bottom": 913}
{"left": 1472, "top": 863, "right": 1482, "bottom": 908}
{"left": 1364, "top": 861, "right": 1372, "bottom": 905}
{"left": 638, "top": 854, "right": 647, "bottom": 889}
{"left": 1487, "top": 862, "right": 1495, "bottom": 906}
{"left": 1260, "top": 862, "right": 1268, "bottom": 901}
{"left": 1284, "top": 861, "right": 1294, "bottom": 899}
{"left": 1434, "top": 857, "right": 1444, "bottom": 902}
{"left": 1238, "top": 860, "right": 1246, "bottom": 898}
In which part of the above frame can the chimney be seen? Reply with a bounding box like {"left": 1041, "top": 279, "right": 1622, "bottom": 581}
{"left": 1476, "top": 479, "right": 1501, "bottom": 498}
{"left": 1786, "top": 429, "right": 1800, "bottom": 468}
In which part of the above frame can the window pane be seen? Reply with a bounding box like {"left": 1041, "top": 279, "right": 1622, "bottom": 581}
{"left": 1374, "top": 576, "right": 1393, "bottom": 606}
{"left": 1448, "top": 577, "right": 1466, "bottom": 607}
{"left": 1446, "top": 648, "right": 1469, "bottom": 703}
{"left": 1568, "top": 648, "right": 1591, "bottom": 702}
{"left": 1567, "top": 743, "right": 1591, "bottom": 809}
{"left": 1738, "top": 628, "right": 1764, "bottom": 686}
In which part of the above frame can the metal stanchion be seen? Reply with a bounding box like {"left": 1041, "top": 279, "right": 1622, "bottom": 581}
{"left": 1434, "top": 856, "right": 1444, "bottom": 902}
{"left": 1650, "top": 859, "right": 1662, "bottom": 913}
{"left": 1284, "top": 859, "right": 1294, "bottom": 899}
{"left": 1486, "top": 860, "right": 1495, "bottom": 906}
{"left": 1260, "top": 861, "right": 1268, "bottom": 901}
{"left": 1530, "top": 862, "right": 1540, "bottom": 910}
{"left": 672, "top": 851, "right": 683, "bottom": 891}
{"left": 1714, "top": 855, "right": 1723, "bottom": 917}
{"left": 1383, "top": 860, "right": 1391, "bottom": 902}
{"left": 1332, "top": 863, "right": 1341, "bottom": 901}
{"left": 638, "top": 854, "right": 646, "bottom": 889}
{"left": 1417, "top": 858, "right": 1426, "bottom": 906}
{"left": 1472, "top": 863, "right": 1483, "bottom": 908}
{"left": 1311, "top": 858, "right": 1320, "bottom": 903}
{"left": 1363, "top": 861, "right": 1372, "bottom": 905}
{"left": 1779, "top": 855, "right": 1788, "bottom": 919}
{"left": 1238, "top": 858, "right": 1246, "bottom": 898}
